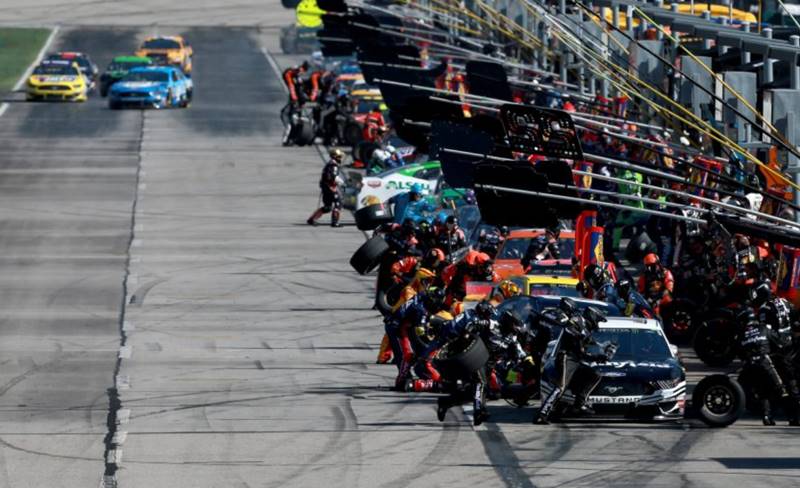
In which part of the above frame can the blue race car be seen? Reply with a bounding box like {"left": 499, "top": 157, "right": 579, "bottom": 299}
{"left": 108, "top": 66, "right": 192, "bottom": 109}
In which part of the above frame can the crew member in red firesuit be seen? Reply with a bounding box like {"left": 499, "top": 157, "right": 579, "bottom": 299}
{"left": 637, "top": 253, "right": 674, "bottom": 317}
{"left": 307, "top": 148, "right": 344, "bottom": 227}
{"left": 442, "top": 250, "right": 499, "bottom": 304}
{"left": 363, "top": 105, "right": 387, "bottom": 143}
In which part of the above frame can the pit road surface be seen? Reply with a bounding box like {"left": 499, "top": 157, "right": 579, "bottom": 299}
{"left": 0, "top": 6, "right": 798, "bottom": 487}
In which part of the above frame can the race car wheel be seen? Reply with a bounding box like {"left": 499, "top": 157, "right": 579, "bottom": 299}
{"left": 109, "top": 100, "right": 121, "bottom": 110}
{"left": 692, "top": 318, "right": 737, "bottom": 367}
{"left": 692, "top": 374, "right": 745, "bottom": 427}
{"left": 186, "top": 89, "right": 193, "bottom": 102}
{"left": 349, "top": 236, "right": 389, "bottom": 275}
{"left": 343, "top": 122, "right": 363, "bottom": 147}
{"left": 434, "top": 337, "right": 490, "bottom": 379}
{"left": 354, "top": 203, "right": 393, "bottom": 231}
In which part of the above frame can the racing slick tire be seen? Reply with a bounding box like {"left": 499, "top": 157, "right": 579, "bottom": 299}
{"left": 343, "top": 121, "right": 363, "bottom": 147}
{"left": 434, "top": 337, "right": 490, "bottom": 379}
{"left": 291, "top": 120, "right": 315, "bottom": 146}
{"left": 625, "top": 231, "right": 658, "bottom": 263}
{"left": 692, "top": 374, "right": 745, "bottom": 427}
{"left": 375, "top": 282, "right": 403, "bottom": 316}
{"left": 354, "top": 203, "right": 393, "bottom": 231}
{"left": 354, "top": 141, "right": 379, "bottom": 165}
{"left": 350, "top": 236, "right": 389, "bottom": 275}
{"left": 692, "top": 316, "right": 737, "bottom": 367}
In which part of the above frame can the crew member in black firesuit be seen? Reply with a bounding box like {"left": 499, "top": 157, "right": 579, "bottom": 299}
{"left": 577, "top": 263, "right": 616, "bottom": 300}
{"left": 534, "top": 298, "right": 617, "bottom": 424}
{"left": 737, "top": 306, "right": 792, "bottom": 426}
{"left": 486, "top": 310, "right": 539, "bottom": 407}
{"left": 436, "top": 215, "right": 467, "bottom": 259}
{"left": 521, "top": 225, "right": 561, "bottom": 272}
{"left": 751, "top": 281, "right": 800, "bottom": 425}
{"left": 307, "top": 148, "right": 344, "bottom": 227}
{"left": 423, "top": 301, "right": 497, "bottom": 426}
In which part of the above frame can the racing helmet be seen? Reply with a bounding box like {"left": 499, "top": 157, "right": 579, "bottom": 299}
{"left": 414, "top": 267, "right": 436, "bottom": 284}
{"left": 643, "top": 253, "right": 662, "bottom": 276}
{"left": 474, "top": 300, "right": 496, "bottom": 320}
{"left": 401, "top": 218, "right": 416, "bottom": 236}
{"left": 736, "top": 307, "right": 758, "bottom": 328}
{"left": 582, "top": 306, "right": 607, "bottom": 332}
{"left": 495, "top": 280, "right": 521, "bottom": 300}
{"left": 409, "top": 183, "right": 423, "bottom": 195}
{"left": 616, "top": 279, "right": 632, "bottom": 300}
{"left": 499, "top": 310, "right": 524, "bottom": 336}
{"left": 421, "top": 288, "right": 445, "bottom": 311}
{"left": 464, "top": 189, "right": 477, "bottom": 204}
{"left": 583, "top": 264, "right": 605, "bottom": 290}
{"left": 559, "top": 297, "right": 578, "bottom": 317}
{"left": 445, "top": 215, "right": 458, "bottom": 230}
{"left": 749, "top": 280, "right": 773, "bottom": 306}
{"left": 422, "top": 248, "right": 446, "bottom": 269}
{"left": 329, "top": 148, "right": 344, "bottom": 161}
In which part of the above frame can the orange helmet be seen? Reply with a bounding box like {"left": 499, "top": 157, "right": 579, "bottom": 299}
{"left": 643, "top": 253, "right": 659, "bottom": 266}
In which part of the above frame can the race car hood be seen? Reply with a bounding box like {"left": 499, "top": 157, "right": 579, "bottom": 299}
{"left": 30, "top": 75, "right": 79, "bottom": 83}
{"left": 113, "top": 81, "right": 167, "bottom": 92}
{"left": 590, "top": 358, "right": 683, "bottom": 382}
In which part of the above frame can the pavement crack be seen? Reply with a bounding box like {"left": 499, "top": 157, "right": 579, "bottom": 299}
{"left": 101, "top": 109, "right": 145, "bottom": 487}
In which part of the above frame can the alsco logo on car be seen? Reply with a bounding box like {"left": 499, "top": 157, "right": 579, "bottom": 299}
{"left": 386, "top": 181, "right": 431, "bottom": 191}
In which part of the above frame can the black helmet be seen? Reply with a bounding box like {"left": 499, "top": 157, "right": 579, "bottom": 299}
{"left": 583, "top": 264, "right": 605, "bottom": 290}
{"left": 749, "top": 281, "right": 772, "bottom": 306}
{"left": 475, "top": 300, "right": 495, "bottom": 319}
{"left": 546, "top": 224, "right": 561, "bottom": 239}
{"left": 300, "top": 61, "right": 310, "bottom": 70}
{"left": 422, "top": 288, "right": 445, "bottom": 311}
{"left": 616, "top": 279, "right": 632, "bottom": 299}
{"left": 445, "top": 215, "right": 458, "bottom": 227}
{"left": 582, "top": 306, "right": 607, "bottom": 332}
{"left": 736, "top": 307, "right": 758, "bottom": 327}
{"left": 499, "top": 225, "right": 510, "bottom": 237}
{"left": 401, "top": 218, "right": 416, "bottom": 236}
{"left": 499, "top": 310, "right": 524, "bottom": 336}
{"left": 559, "top": 297, "right": 578, "bottom": 317}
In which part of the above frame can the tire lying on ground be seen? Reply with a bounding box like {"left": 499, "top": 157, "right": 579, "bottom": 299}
{"left": 354, "top": 203, "right": 393, "bottom": 231}
{"left": 434, "top": 337, "right": 490, "bottom": 379}
{"left": 350, "top": 235, "right": 390, "bottom": 275}
{"left": 692, "top": 374, "right": 746, "bottom": 427}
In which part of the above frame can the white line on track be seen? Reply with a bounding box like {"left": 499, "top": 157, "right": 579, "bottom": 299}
{"left": 261, "top": 47, "right": 289, "bottom": 95}
{"left": 0, "top": 25, "right": 60, "bottom": 118}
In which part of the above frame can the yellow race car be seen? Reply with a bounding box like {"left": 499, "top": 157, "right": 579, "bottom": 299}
{"left": 26, "top": 60, "right": 88, "bottom": 102}
{"left": 135, "top": 36, "right": 193, "bottom": 74}
{"left": 508, "top": 275, "right": 581, "bottom": 297}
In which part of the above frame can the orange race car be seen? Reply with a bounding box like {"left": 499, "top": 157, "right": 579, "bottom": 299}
{"left": 493, "top": 229, "right": 576, "bottom": 279}
{"left": 135, "top": 36, "right": 193, "bottom": 74}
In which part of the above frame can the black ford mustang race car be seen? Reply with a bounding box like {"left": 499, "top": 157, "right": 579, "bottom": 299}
{"left": 540, "top": 316, "right": 686, "bottom": 420}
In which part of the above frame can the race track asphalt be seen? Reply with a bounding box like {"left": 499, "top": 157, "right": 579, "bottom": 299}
{"left": 0, "top": 12, "right": 798, "bottom": 488}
